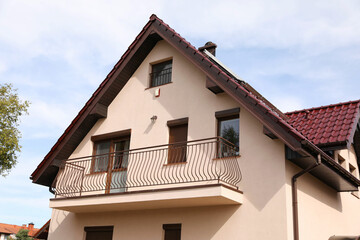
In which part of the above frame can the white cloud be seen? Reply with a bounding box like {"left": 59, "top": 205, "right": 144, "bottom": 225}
{"left": 271, "top": 96, "right": 305, "bottom": 113}
{"left": 20, "top": 99, "right": 78, "bottom": 138}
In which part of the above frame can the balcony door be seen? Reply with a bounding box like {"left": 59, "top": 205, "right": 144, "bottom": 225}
{"left": 109, "top": 138, "right": 130, "bottom": 193}
{"left": 93, "top": 136, "right": 130, "bottom": 193}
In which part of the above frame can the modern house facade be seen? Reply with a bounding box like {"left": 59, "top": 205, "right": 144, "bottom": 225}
{"left": 31, "top": 15, "right": 360, "bottom": 240}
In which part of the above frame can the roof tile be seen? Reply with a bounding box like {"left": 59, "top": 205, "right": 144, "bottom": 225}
{"left": 286, "top": 100, "right": 360, "bottom": 146}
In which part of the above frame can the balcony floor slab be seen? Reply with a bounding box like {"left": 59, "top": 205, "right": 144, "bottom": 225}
{"left": 49, "top": 184, "right": 243, "bottom": 213}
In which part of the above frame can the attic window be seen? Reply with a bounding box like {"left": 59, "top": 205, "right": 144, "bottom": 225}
{"left": 150, "top": 60, "right": 172, "bottom": 87}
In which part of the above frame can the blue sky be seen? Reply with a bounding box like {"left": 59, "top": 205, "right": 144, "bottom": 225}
{"left": 0, "top": 0, "right": 360, "bottom": 228}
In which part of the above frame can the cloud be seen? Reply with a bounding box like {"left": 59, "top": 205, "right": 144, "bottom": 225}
{"left": 169, "top": 0, "right": 360, "bottom": 52}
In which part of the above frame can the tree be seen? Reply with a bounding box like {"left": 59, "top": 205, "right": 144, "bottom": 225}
{"left": 0, "top": 83, "right": 29, "bottom": 176}
{"left": 15, "top": 229, "right": 32, "bottom": 240}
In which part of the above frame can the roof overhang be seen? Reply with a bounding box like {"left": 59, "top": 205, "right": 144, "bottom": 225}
{"left": 286, "top": 143, "right": 360, "bottom": 192}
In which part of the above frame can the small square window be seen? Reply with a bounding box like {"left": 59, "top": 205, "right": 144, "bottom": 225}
{"left": 163, "top": 224, "right": 181, "bottom": 240}
{"left": 150, "top": 60, "right": 172, "bottom": 87}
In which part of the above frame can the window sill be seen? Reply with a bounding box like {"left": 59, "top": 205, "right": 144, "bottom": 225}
{"left": 213, "top": 155, "right": 241, "bottom": 161}
{"left": 145, "top": 82, "right": 173, "bottom": 90}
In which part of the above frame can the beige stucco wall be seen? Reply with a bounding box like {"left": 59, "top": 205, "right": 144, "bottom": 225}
{"left": 337, "top": 146, "right": 359, "bottom": 178}
{"left": 285, "top": 146, "right": 360, "bottom": 240}
{"left": 49, "top": 40, "right": 291, "bottom": 239}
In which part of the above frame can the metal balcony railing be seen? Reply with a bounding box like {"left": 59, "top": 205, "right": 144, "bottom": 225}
{"left": 53, "top": 137, "right": 242, "bottom": 197}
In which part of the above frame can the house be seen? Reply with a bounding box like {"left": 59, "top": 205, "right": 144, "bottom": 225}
{"left": 30, "top": 14, "right": 360, "bottom": 240}
{"left": 0, "top": 223, "right": 39, "bottom": 240}
{"left": 33, "top": 220, "right": 50, "bottom": 240}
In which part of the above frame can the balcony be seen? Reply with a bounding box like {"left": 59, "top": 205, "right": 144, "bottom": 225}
{"left": 50, "top": 137, "right": 243, "bottom": 212}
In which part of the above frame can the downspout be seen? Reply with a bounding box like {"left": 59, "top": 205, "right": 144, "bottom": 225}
{"left": 49, "top": 186, "right": 55, "bottom": 194}
{"left": 292, "top": 154, "right": 321, "bottom": 240}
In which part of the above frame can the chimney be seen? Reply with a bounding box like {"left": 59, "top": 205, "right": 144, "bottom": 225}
{"left": 28, "top": 223, "right": 34, "bottom": 232}
{"left": 198, "top": 41, "right": 217, "bottom": 56}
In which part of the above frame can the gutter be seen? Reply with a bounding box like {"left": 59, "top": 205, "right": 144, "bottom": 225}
{"left": 49, "top": 186, "right": 55, "bottom": 195}
{"left": 292, "top": 153, "right": 321, "bottom": 240}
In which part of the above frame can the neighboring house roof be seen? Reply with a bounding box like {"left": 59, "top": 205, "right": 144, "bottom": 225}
{"left": 33, "top": 220, "right": 50, "bottom": 240}
{"left": 30, "top": 14, "right": 360, "bottom": 192}
{"left": 287, "top": 100, "right": 360, "bottom": 148}
{"left": 0, "top": 223, "right": 39, "bottom": 237}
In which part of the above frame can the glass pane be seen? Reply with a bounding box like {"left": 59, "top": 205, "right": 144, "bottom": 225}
{"left": 219, "top": 118, "right": 239, "bottom": 157}
{"left": 151, "top": 60, "right": 172, "bottom": 87}
{"left": 113, "top": 140, "right": 130, "bottom": 169}
{"left": 94, "top": 142, "right": 110, "bottom": 172}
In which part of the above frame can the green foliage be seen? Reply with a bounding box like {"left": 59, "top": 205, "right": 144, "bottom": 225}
{"left": 0, "top": 83, "right": 29, "bottom": 176}
{"left": 222, "top": 126, "right": 239, "bottom": 147}
{"left": 15, "top": 229, "right": 32, "bottom": 240}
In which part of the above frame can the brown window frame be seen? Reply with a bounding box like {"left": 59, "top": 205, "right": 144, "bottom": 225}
{"left": 167, "top": 118, "right": 188, "bottom": 164}
{"left": 216, "top": 108, "right": 240, "bottom": 157}
{"left": 91, "top": 130, "right": 131, "bottom": 174}
{"left": 84, "top": 226, "right": 113, "bottom": 240}
{"left": 150, "top": 59, "right": 173, "bottom": 88}
{"left": 163, "top": 223, "right": 181, "bottom": 240}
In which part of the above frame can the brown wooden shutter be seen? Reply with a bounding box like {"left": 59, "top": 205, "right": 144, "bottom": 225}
{"left": 84, "top": 226, "right": 113, "bottom": 240}
{"left": 168, "top": 119, "right": 188, "bottom": 164}
{"left": 163, "top": 224, "right": 181, "bottom": 240}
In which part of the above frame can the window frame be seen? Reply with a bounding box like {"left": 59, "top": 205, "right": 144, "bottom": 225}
{"left": 90, "top": 130, "right": 131, "bottom": 174}
{"left": 215, "top": 108, "right": 240, "bottom": 157}
{"left": 167, "top": 118, "right": 188, "bottom": 164}
{"left": 84, "top": 226, "right": 113, "bottom": 240}
{"left": 150, "top": 59, "right": 173, "bottom": 88}
{"left": 163, "top": 223, "right": 181, "bottom": 240}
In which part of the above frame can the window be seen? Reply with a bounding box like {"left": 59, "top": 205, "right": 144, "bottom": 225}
{"left": 84, "top": 226, "right": 113, "bottom": 240}
{"left": 91, "top": 130, "right": 131, "bottom": 173}
{"left": 93, "top": 137, "right": 130, "bottom": 173}
{"left": 163, "top": 224, "right": 181, "bottom": 240}
{"left": 150, "top": 60, "right": 172, "bottom": 87}
{"left": 167, "top": 118, "right": 188, "bottom": 164}
{"left": 216, "top": 108, "right": 240, "bottom": 157}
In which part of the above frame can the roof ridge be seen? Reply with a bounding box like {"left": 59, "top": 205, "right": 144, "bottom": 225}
{"left": 285, "top": 99, "right": 360, "bottom": 115}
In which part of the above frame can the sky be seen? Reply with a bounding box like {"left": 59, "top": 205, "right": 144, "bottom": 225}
{"left": 0, "top": 0, "right": 360, "bottom": 228}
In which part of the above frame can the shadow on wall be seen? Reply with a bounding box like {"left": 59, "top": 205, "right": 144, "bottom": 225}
{"left": 287, "top": 161, "right": 342, "bottom": 212}
{"left": 50, "top": 211, "right": 83, "bottom": 239}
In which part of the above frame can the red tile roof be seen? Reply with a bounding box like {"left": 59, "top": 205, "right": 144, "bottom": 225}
{"left": 0, "top": 223, "right": 39, "bottom": 237}
{"left": 286, "top": 100, "right": 360, "bottom": 147}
